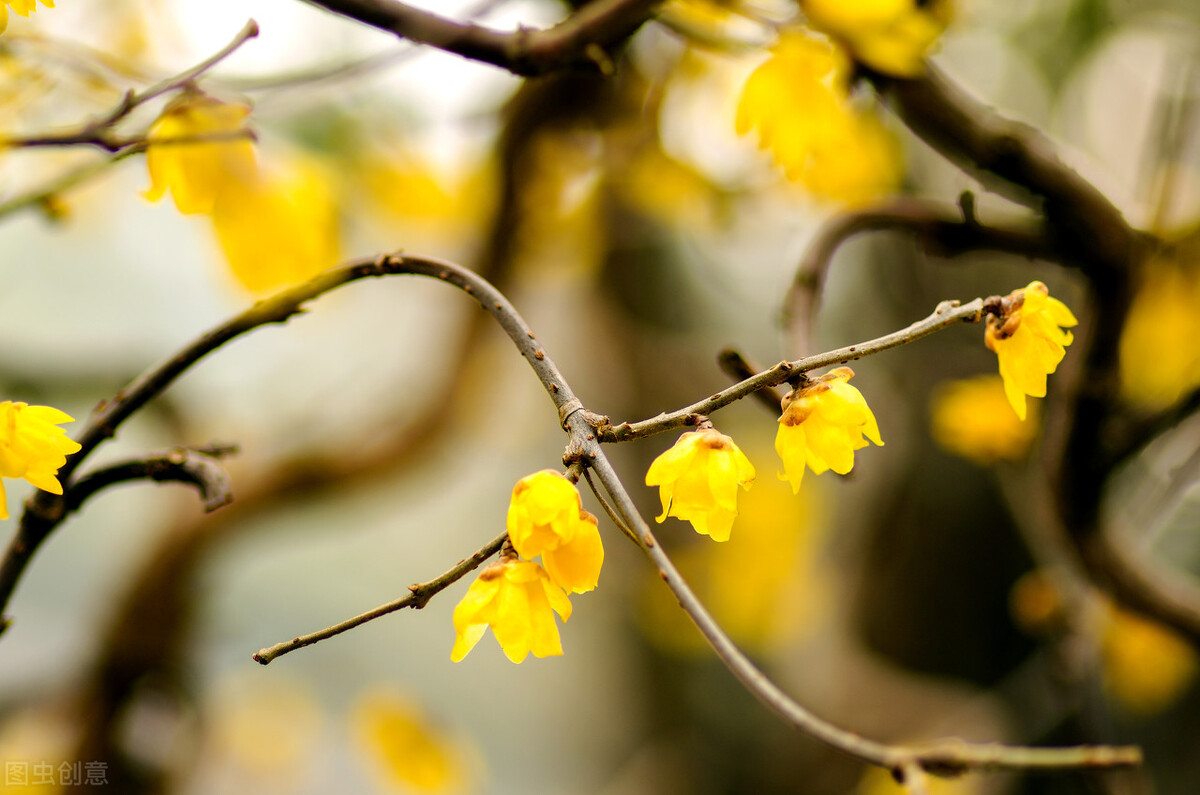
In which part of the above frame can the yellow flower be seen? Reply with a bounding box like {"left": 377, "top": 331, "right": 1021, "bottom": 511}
{"left": 1102, "top": 605, "right": 1198, "bottom": 715}
{"left": 736, "top": 33, "right": 901, "bottom": 204}
{"left": 210, "top": 156, "right": 341, "bottom": 293}
{"left": 929, "top": 375, "right": 1038, "bottom": 464}
{"left": 505, "top": 470, "right": 603, "bottom": 594}
{"left": 450, "top": 558, "right": 572, "bottom": 663}
{"left": 800, "top": 0, "right": 952, "bottom": 78}
{"left": 143, "top": 93, "right": 256, "bottom": 215}
{"left": 0, "top": 401, "right": 81, "bottom": 520}
{"left": 1119, "top": 258, "right": 1200, "bottom": 409}
{"left": 985, "top": 281, "right": 1078, "bottom": 421}
{"left": 353, "top": 687, "right": 472, "bottom": 793}
{"left": 1, "top": 0, "right": 55, "bottom": 35}
{"left": 775, "top": 367, "right": 882, "bottom": 493}
{"left": 645, "top": 427, "right": 756, "bottom": 542}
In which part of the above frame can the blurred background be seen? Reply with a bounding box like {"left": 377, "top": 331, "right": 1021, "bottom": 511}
{"left": 2, "top": 0, "right": 1200, "bottom": 792}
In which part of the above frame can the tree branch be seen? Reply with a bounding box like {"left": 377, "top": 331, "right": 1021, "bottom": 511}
{"left": 253, "top": 529, "right": 508, "bottom": 664}
{"left": 782, "top": 197, "right": 1058, "bottom": 357}
{"left": 601, "top": 298, "right": 986, "bottom": 442}
{"left": 65, "top": 445, "right": 237, "bottom": 515}
{"left": 300, "top": 0, "right": 663, "bottom": 75}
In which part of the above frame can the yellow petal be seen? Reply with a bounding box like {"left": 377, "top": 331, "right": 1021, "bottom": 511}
{"left": 543, "top": 512, "right": 604, "bottom": 594}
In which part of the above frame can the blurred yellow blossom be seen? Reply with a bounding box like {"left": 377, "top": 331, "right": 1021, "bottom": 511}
{"left": 1, "top": 0, "right": 55, "bottom": 36}
{"left": 736, "top": 33, "right": 901, "bottom": 204}
{"left": 143, "top": 93, "right": 256, "bottom": 215}
{"left": 639, "top": 473, "right": 826, "bottom": 654}
{"left": 645, "top": 427, "right": 756, "bottom": 542}
{"left": 1119, "top": 258, "right": 1200, "bottom": 409}
{"left": 451, "top": 557, "right": 572, "bottom": 663}
{"left": 506, "top": 470, "right": 603, "bottom": 594}
{"left": 1009, "top": 569, "right": 1067, "bottom": 636}
{"left": 985, "top": 281, "right": 1077, "bottom": 421}
{"left": 800, "top": 0, "right": 952, "bottom": 78}
{"left": 776, "top": 367, "right": 882, "bottom": 492}
{"left": 353, "top": 688, "right": 473, "bottom": 793}
{"left": 209, "top": 672, "right": 322, "bottom": 781}
{"left": 1102, "top": 605, "right": 1198, "bottom": 715}
{"left": 210, "top": 156, "right": 340, "bottom": 293}
{"left": 930, "top": 375, "right": 1038, "bottom": 464}
{"left": 0, "top": 401, "right": 80, "bottom": 520}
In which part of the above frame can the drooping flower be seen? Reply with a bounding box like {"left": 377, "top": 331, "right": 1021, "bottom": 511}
{"left": 645, "top": 427, "right": 756, "bottom": 542}
{"left": 143, "top": 92, "right": 256, "bottom": 215}
{"left": 450, "top": 558, "right": 572, "bottom": 663}
{"left": 506, "top": 469, "right": 602, "bottom": 594}
{"left": 775, "top": 367, "right": 882, "bottom": 493}
{"left": 799, "top": 0, "right": 952, "bottom": 78}
{"left": 1, "top": 0, "right": 56, "bottom": 36}
{"left": 209, "top": 156, "right": 340, "bottom": 293}
{"left": 929, "top": 375, "right": 1038, "bottom": 464}
{"left": 736, "top": 32, "right": 901, "bottom": 204}
{"left": 984, "top": 281, "right": 1078, "bottom": 421}
{"left": 0, "top": 401, "right": 81, "bottom": 520}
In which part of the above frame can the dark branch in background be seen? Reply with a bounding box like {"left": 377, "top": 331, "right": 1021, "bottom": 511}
{"left": 253, "top": 530, "right": 508, "bottom": 664}
{"left": 783, "top": 196, "right": 1058, "bottom": 357}
{"left": 876, "top": 67, "right": 1200, "bottom": 645}
{"left": 65, "top": 445, "right": 238, "bottom": 515}
{"left": 717, "top": 349, "right": 784, "bottom": 414}
{"left": 301, "top": 0, "right": 663, "bottom": 75}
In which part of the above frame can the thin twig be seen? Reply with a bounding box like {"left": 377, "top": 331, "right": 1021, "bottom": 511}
{"left": 0, "top": 20, "right": 258, "bottom": 152}
{"left": 65, "top": 446, "right": 238, "bottom": 515}
{"left": 783, "top": 197, "right": 1056, "bottom": 357}
{"left": 602, "top": 298, "right": 985, "bottom": 442}
{"left": 582, "top": 468, "right": 639, "bottom": 545}
{"left": 253, "top": 529, "right": 508, "bottom": 664}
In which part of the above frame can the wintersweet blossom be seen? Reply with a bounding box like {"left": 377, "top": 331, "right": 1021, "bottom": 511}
{"left": 645, "top": 428, "right": 755, "bottom": 542}
{"left": 506, "top": 469, "right": 602, "bottom": 594}
{"left": 0, "top": 401, "right": 81, "bottom": 520}
{"left": 144, "top": 93, "right": 256, "bottom": 215}
{"left": 985, "top": 281, "right": 1078, "bottom": 421}
{"left": 209, "top": 158, "right": 340, "bottom": 293}
{"left": 450, "top": 558, "right": 572, "bottom": 663}
{"left": 1, "top": 0, "right": 55, "bottom": 35}
{"left": 800, "top": 0, "right": 952, "bottom": 78}
{"left": 775, "top": 367, "right": 882, "bottom": 493}
{"left": 929, "top": 375, "right": 1038, "bottom": 464}
{"left": 354, "top": 688, "right": 469, "bottom": 793}
{"left": 736, "top": 33, "right": 900, "bottom": 204}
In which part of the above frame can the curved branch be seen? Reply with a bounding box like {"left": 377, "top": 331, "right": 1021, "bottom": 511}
{"left": 783, "top": 197, "right": 1058, "bottom": 356}
{"left": 65, "top": 445, "right": 237, "bottom": 515}
{"left": 0, "top": 252, "right": 585, "bottom": 627}
{"left": 301, "top": 0, "right": 662, "bottom": 75}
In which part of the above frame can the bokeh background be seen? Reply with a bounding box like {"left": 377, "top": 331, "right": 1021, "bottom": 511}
{"left": 3, "top": 0, "right": 1200, "bottom": 793}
